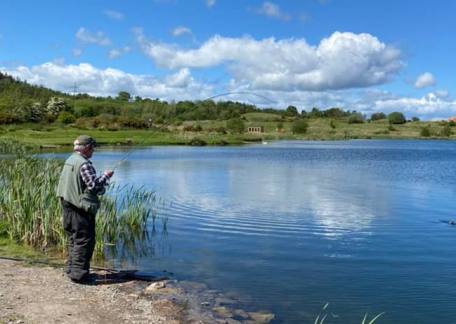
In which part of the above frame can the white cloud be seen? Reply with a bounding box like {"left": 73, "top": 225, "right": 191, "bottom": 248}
{"left": 0, "top": 62, "right": 212, "bottom": 101}
{"left": 206, "top": 0, "right": 216, "bottom": 7}
{"left": 103, "top": 10, "right": 125, "bottom": 20}
{"left": 171, "top": 26, "right": 192, "bottom": 37}
{"left": 72, "top": 48, "right": 83, "bottom": 57}
{"left": 369, "top": 92, "right": 456, "bottom": 117}
{"left": 414, "top": 72, "right": 436, "bottom": 89}
{"left": 137, "top": 31, "right": 403, "bottom": 91}
{"left": 256, "top": 1, "right": 291, "bottom": 20}
{"left": 76, "top": 27, "right": 111, "bottom": 46}
{"left": 108, "top": 46, "right": 131, "bottom": 59}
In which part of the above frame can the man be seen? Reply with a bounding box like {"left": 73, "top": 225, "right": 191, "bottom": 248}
{"left": 57, "top": 135, "right": 113, "bottom": 283}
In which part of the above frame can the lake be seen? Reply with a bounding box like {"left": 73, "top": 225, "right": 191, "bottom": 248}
{"left": 59, "top": 140, "right": 456, "bottom": 323}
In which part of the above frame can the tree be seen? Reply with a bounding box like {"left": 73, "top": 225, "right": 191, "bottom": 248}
{"left": 226, "top": 118, "right": 245, "bottom": 133}
{"left": 323, "top": 107, "right": 349, "bottom": 118}
{"left": 309, "top": 107, "right": 322, "bottom": 118}
{"left": 117, "top": 91, "right": 131, "bottom": 102}
{"left": 388, "top": 112, "right": 406, "bottom": 124}
{"left": 285, "top": 105, "right": 299, "bottom": 117}
{"left": 46, "top": 97, "right": 67, "bottom": 117}
{"left": 291, "top": 119, "right": 308, "bottom": 134}
{"left": 30, "top": 102, "right": 44, "bottom": 122}
{"left": 348, "top": 113, "right": 365, "bottom": 124}
{"left": 371, "top": 112, "right": 386, "bottom": 121}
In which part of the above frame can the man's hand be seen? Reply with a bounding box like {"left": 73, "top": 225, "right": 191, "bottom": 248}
{"left": 104, "top": 170, "right": 114, "bottom": 178}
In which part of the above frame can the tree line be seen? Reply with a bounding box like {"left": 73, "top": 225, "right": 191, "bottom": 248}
{"left": 0, "top": 72, "right": 410, "bottom": 127}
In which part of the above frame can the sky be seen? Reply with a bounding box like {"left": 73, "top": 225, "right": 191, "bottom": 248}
{"left": 0, "top": 0, "right": 455, "bottom": 119}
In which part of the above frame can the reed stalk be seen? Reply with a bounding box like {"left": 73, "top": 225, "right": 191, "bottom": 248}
{"left": 0, "top": 139, "right": 163, "bottom": 259}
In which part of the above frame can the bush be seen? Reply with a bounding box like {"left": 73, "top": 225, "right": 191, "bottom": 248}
{"left": 388, "top": 112, "right": 406, "bottom": 124}
{"left": 420, "top": 126, "right": 431, "bottom": 137}
{"left": 57, "top": 111, "right": 76, "bottom": 124}
{"left": 215, "top": 126, "right": 227, "bottom": 134}
{"left": 183, "top": 124, "right": 203, "bottom": 132}
{"left": 0, "top": 111, "right": 20, "bottom": 124}
{"left": 118, "top": 116, "right": 148, "bottom": 128}
{"left": 440, "top": 124, "right": 452, "bottom": 137}
{"left": 348, "top": 113, "right": 365, "bottom": 124}
{"left": 371, "top": 112, "right": 387, "bottom": 121}
{"left": 226, "top": 118, "right": 245, "bottom": 133}
{"left": 188, "top": 137, "right": 207, "bottom": 146}
{"left": 291, "top": 119, "right": 308, "bottom": 134}
{"left": 329, "top": 120, "right": 336, "bottom": 129}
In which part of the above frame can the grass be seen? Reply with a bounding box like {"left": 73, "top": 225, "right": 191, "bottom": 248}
{"left": 314, "top": 303, "right": 385, "bottom": 324}
{"left": 0, "top": 124, "right": 250, "bottom": 147}
{"left": 0, "top": 139, "right": 163, "bottom": 260}
{"left": 0, "top": 118, "right": 455, "bottom": 149}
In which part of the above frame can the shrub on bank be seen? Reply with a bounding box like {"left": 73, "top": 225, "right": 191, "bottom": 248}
{"left": 291, "top": 119, "right": 308, "bottom": 134}
{"left": 388, "top": 112, "right": 406, "bottom": 124}
{"left": 348, "top": 113, "right": 365, "bottom": 124}
{"left": 57, "top": 112, "right": 76, "bottom": 124}
{"left": 440, "top": 124, "right": 452, "bottom": 137}
{"left": 226, "top": 118, "right": 245, "bottom": 134}
{"left": 420, "top": 126, "right": 431, "bottom": 137}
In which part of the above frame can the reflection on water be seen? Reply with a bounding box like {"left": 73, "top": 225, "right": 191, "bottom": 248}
{"left": 53, "top": 140, "right": 456, "bottom": 323}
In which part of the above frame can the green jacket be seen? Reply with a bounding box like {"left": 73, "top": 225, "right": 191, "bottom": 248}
{"left": 56, "top": 153, "right": 100, "bottom": 214}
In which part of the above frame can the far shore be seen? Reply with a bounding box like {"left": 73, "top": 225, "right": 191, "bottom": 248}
{"left": 1, "top": 118, "right": 455, "bottom": 149}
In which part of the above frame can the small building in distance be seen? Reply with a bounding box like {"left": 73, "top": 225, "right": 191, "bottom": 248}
{"left": 247, "top": 126, "right": 264, "bottom": 134}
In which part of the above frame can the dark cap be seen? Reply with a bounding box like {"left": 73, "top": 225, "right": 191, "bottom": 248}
{"left": 74, "top": 135, "right": 97, "bottom": 147}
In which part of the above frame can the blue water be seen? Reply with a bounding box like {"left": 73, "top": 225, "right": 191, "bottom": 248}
{"left": 57, "top": 140, "right": 456, "bottom": 323}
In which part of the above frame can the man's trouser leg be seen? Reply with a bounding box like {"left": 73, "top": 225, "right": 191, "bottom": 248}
{"left": 62, "top": 201, "right": 96, "bottom": 281}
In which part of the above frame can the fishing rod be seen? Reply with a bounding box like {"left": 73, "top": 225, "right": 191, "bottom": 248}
{"left": 111, "top": 150, "right": 134, "bottom": 171}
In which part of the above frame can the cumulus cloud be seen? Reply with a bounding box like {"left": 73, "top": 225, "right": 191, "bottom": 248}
{"left": 108, "top": 46, "right": 131, "bottom": 59}
{"left": 369, "top": 92, "right": 456, "bottom": 117}
{"left": 414, "top": 72, "right": 436, "bottom": 89}
{"left": 256, "top": 1, "right": 291, "bottom": 20}
{"left": 171, "top": 26, "right": 192, "bottom": 37}
{"left": 0, "top": 62, "right": 212, "bottom": 101}
{"left": 137, "top": 31, "right": 403, "bottom": 91}
{"left": 76, "top": 27, "right": 111, "bottom": 46}
{"left": 103, "top": 10, "right": 125, "bottom": 20}
{"left": 206, "top": 0, "right": 216, "bottom": 7}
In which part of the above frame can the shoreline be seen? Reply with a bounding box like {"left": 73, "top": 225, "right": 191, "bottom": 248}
{"left": 2, "top": 119, "right": 456, "bottom": 149}
{"left": 0, "top": 258, "right": 275, "bottom": 324}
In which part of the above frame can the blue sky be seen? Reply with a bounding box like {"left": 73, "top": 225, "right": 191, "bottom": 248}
{"left": 1, "top": 0, "right": 455, "bottom": 119}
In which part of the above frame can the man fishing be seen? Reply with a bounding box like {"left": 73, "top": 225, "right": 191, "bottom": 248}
{"left": 57, "top": 135, "right": 114, "bottom": 284}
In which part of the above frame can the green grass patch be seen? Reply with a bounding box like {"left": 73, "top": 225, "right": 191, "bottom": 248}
{"left": 242, "top": 112, "right": 282, "bottom": 122}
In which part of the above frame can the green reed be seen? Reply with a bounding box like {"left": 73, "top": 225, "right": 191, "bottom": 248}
{"left": 0, "top": 139, "right": 164, "bottom": 259}
{"left": 314, "top": 303, "right": 385, "bottom": 324}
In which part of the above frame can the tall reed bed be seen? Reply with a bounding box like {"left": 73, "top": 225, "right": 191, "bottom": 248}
{"left": 0, "top": 139, "right": 161, "bottom": 259}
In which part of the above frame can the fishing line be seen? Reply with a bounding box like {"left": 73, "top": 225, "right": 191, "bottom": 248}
{"left": 203, "top": 91, "right": 277, "bottom": 104}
